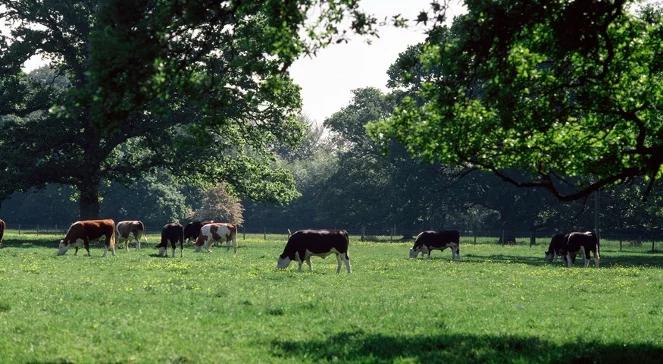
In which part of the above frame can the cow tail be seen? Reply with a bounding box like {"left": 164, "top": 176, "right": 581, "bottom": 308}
{"left": 110, "top": 222, "right": 117, "bottom": 250}
{"left": 343, "top": 230, "right": 350, "bottom": 260}
{"left": 180, "top": 227, "right": 184, "bottom": 255}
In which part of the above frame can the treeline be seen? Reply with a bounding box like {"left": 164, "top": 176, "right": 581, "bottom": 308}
{"left": 244, "top": 88, "right": 663, "bottom": 238}
{"left": 2, "top": 86, "right": 661, "bottom": 238}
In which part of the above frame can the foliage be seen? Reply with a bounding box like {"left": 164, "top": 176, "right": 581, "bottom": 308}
{"left": 0, "top": 234, "right": 662, "bottom": 362}
{"left": 369, "top": 0, "right": 663, "bottom": 201}
{"left": 0, "top": 0, "right": 381, "bottom": 218}
{"left": 187, "top": 183, "right": 244, "bottom": 225}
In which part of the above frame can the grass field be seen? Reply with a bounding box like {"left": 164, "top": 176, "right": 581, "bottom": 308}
{"left": 1, "top": 232, "right": 662, "bottom": 363}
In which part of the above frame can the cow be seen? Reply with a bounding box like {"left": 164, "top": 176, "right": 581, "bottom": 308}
{"left": 158, "top": 223, "right": 184, "bottom": 257}
{"left": 57, "top": 219, "right": 116, "bottom": 256}
{"left": 409, "top": 230, "right": 460, "bottom": 259}
{"left": 0, "top": 219, "right": 5, "bottom": 248}
{"left": 183, "top": 220, "right": 213, "bottom": 245}
{"left": 276, "top": 229, "right": 351, "bottom": 273}
{"left": 544, "top": 233, "right": 569, "bottom": 263}
{"left": 194, "top": 223, "right": 237, "bottom": 253}
{"left": 545, "top": 231, "right": 600, "bottom": 267}
{"left": 116, "top": 220, "right": 147, "bottom": 251}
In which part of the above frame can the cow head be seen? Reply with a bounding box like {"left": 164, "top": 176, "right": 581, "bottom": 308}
{"left": 409, "top": 247, "right": 420, "bottom": 258}
{"left": 276, "top": 254, "right": 291, "bottom": 269}
{"left": 544, "top": 250, "right": 555, "bottom": 262}
{"left": 158, "top": 246, "right": 167, "bottom": 257}
{"left": 57, "top": 239, "right": 69, "bottom": 256}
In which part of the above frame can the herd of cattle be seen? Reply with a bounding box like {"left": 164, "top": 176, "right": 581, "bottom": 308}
{"left": 0, "top": 217, "right": 600, "bottom": 271}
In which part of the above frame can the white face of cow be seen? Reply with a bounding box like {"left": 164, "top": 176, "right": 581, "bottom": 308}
{"left": 276, "top": 256, "right": 291, "bottom": 269}
{"left": 409, "top": 248, "right": 420, "bottom": 259}
{"left": 158, "top": 246, "right": 167, "bottom": 257}
{"left": 57, "top": 240, "right": 69, "bottom": 256}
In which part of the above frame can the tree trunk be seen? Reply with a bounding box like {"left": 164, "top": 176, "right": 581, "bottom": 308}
{"left": 78, "top": 177, "right": 101, "bottom": 220}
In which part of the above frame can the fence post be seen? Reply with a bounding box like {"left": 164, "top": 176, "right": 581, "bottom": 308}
{"left": 361, "top": 226, "right": 365, "bottom": 242}
{"left": 473, "top": 230, "right": 477, "bottom": 244}
{"left": 37, "top": 225, "right": 40, "bottom": 237}
{"left": 263, "top": 228, "right": 266, "bottom": 241}
{"left": 619, "top": 238, "right": 622, "bottom": 252}
{"left": 653, "top": 239, "right": 656, "bottom": 253}
{"left": 501, "top": 229, "right": 505, "bottom": 246}
{"left": 18, "top": 224, "right": 21, "bottom": 235}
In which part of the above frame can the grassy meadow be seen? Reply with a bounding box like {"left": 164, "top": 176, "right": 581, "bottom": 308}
{"left": 0, "top": 231, "right": 662, "bottom": 363}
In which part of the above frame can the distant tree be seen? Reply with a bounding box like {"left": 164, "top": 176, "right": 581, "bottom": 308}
{"left": 370, "top": 0, "right": 663, "bottom": 201}
{"left": 188, "top": 184, "right": 244, "bottom": 225}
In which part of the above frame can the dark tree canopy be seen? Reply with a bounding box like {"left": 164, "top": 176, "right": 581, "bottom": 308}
{"left": 369, "top": 0, "right": 663, "bottom": 201}
{"left": 0, "top": 0, "right": 377, "bottom": 218}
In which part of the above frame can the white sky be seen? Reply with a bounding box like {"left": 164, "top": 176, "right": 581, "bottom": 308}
{"left": 4, "top": 0, "right": 466, "bottom": 124}
{"left": 290, "top": 0, "right": 465, "bottom": 123}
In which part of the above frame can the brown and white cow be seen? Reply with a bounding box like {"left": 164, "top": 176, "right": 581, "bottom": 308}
{"left": 116, "top": 220, "right": 147, "bottom": 251}
{"left": 409, "top": 230, "right": 460, "bottom": 259}
{"left": 194, "top": 223, "right": 237, "bottom": 253}
{"left": 0, "top": 218, "right": 5, "bottom": 248}
{"left": 158, "top": 223, "right": 184, "bottom": 257}
{"left": 57, "top": 219, "right": 116, "bottom": 256}
{"left": 276, "top": 229, "right": 351, "bottom": 273}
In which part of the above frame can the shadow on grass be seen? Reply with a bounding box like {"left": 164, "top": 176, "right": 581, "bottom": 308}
{"left": 272, "top": 331, "right": 663, "bottom": 364}
{"left": 1, "top": 237, "right": 58, "bottom": 249}
{"left": 461, "top": 253, "right": 663, "bottom": 268}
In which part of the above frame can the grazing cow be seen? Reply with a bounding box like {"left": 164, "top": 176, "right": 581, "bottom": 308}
{"left": 544, "top": 233, "right": 569, "bottom": 263}
{"left": 116, "top": 220, "right": 147, "bottom": 251}
{"left": 276, "top": 229, "right": 351, "bottom": 273}
{"left": 194, "top": 223, "right": 237, "bottom": 253}
{"left": 183, "top": 220, "right": 213, "bottom": 244}
{"left": 545, "top": 231, "right": 600, "bottom": 267}
{"left": 0, "top": 219, "right": 5, "bottom": 247}
{"left": 57, "top": 219, "right": 116, "bottom": 256}
{"left": 409, "top": 230, "right": 460, "bottom": 259}
{"left": 158, "top": 223, "right": 184, "bottom": 257}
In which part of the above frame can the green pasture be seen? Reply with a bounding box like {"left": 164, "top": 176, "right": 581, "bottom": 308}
{"left": 0, "top": 232, "right": 662, "bottom": 363}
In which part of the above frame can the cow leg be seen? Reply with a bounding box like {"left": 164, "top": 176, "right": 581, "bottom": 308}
{"left": 580, "top": 246, "right": 589, "bottom": 267}
{"left": 305, "top": 257, "right": 312, "bottom": 272}
{"left": 593, "top": 249, "right": 600, "bottom": 268}
{"left": 343, "top": 253, "right": 352, "bottom": 273}
{"left": 565, "top": 253, "right": 572, "bottom": 267}
{"left": 336, "top": 254, "right": 342, "bottom": 273}
{"left": 84, "top": 238, "right": 91, "bottom": 256}
{"left": 297, "top": 260, "right": 303, "bottom": 272}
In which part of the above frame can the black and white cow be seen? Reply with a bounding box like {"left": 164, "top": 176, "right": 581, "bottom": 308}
{"left": 158, "top": 223, "right": 184, "bottom": 257}
{"left": 183, "top": 220, "right": 213, "bottom": 245}
{"left": 545, "top": 231, "right": 600, "bottom": 267}
{"left": 276, "top": 229, "right": 351, "bottom": 273}
{"left": 409, "top": 230, "right": 460, "bottom": 259}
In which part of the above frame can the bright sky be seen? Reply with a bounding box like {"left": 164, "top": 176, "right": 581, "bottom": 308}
{"left": 290, "top": 0, "right": 465, "bottom": 123}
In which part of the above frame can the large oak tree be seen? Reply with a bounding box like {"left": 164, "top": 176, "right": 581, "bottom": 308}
{"left": 0, "top": 0, "right": 377, "bottom": 218}
{"left": 370, "top": 0, "right": 663, "bottom": 201}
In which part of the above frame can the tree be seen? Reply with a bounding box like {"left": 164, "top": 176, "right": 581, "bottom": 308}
{"left": 188, "top": 183, "right": 244, "bottom": 225}
{"left": 0, "top": 0, "right": 378, "bottom": 219}
{"left": 369, "top": 0, "right": 663, "bottom": 201}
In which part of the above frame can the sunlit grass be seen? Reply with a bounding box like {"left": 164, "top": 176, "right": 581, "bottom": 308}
{"left": 0, "top": 233, "right": 662, "bottom": 363}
